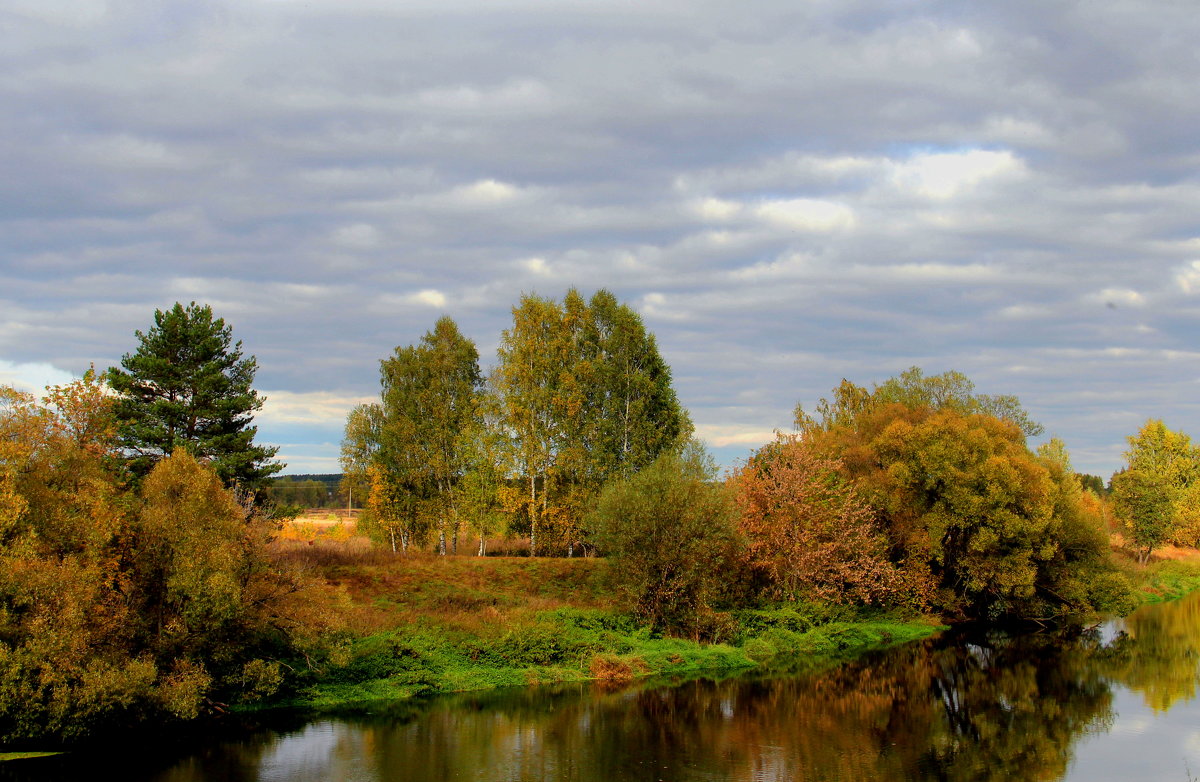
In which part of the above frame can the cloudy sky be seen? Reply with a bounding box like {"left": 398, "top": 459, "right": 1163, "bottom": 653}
{"left": 4, "top": 0, "right": 1200, "bottom": 476}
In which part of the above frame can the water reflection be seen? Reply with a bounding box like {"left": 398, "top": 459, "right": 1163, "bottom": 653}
{"left": 1111, "top": 594, "right": 1200, "bottom": 712}
{"left": 8, "top": 594, "right": 1200, "bottom": 782}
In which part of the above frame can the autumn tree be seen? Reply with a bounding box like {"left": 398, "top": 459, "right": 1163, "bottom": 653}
{"left": 794, "top": 373, "right": 1130, "bottom": 619}
{"left": 491, "top": 294, "right": 570, "bottom": 554}
{"left": 1111, "top": 469, "right": 1176, "bottom": 564}
{"left": 0, "top": 381, "right": 327, "bottom": 743}
{"left": 456, "top": 391, "right": 513, "bottom": 556}
{"left": 492, "top": 289, "right": 691, "bottom": 554}
{"left": 413, "top": 316, "right": 483, "bottom": 553}
{"left": 107, "top": 302, "right": 281, "bottom": 491}
{"left": 579, "top": 289, "right": 692, "bottom": 483}
{"left": 588, "top": 444, "right": 740, "bottom": 638}
{"left": 1109, "top": 419, "right": 1200, "bottom": 549}
{"left": 341, "top": 317, "right": 481, "bottom": 554}
{"left": 730, "top": 435, "right": 902, "bottom": 606}
{"left": 795, "top": 366, "right": 1043, "bottom": 439}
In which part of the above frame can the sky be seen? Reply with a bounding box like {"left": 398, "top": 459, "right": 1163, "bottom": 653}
{"left": 4, "top": 0, "right": 1200, "bottom": 477}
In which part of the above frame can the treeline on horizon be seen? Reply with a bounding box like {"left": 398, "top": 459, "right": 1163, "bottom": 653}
{"left": 265, "top": 474, "right": 347, "bottom": 509}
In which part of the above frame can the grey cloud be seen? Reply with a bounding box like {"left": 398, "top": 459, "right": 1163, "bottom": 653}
{"left": 6, "top": 0, "right": 1200, "bottom": 475}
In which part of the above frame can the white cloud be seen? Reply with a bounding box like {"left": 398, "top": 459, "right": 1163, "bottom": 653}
{"left": 692, "top": 197, "right": 743, "bottom": 222}
{"left": 1176, "top": 261, "right": 1200, "bottom": 293}
{"left": 981, "top": 116, "right": 1055, "bottom": 147}
{"left": 997, "top": 303, "right": 1053, "bottom": 320}
{"left": 6, "top": 0, "right": 110, "bottom": 25}
{"left": 330, "top": 223, "right": 382, "bottom": 249}
{"left": 694, "top": 423, "right": 779, "bottom": 449}
{"left": 866, "top": 263, "right": 1003, "bottom": 283}
{"left": 0, "top": 361, "right": 76, "bottom": 394}
{"left": 258, "top": 390, "right": 374, "bottom": 427}
{"left": 753, "top": 199, "right": 855, "bottom": 232}
{"left": 522, "top": 257, "right": 551, "bottom": 276}
{"left": 451, "top": 179, "right": 522, "bottom": 205}
{"left": 272, "top": 445, "right": 349, "bottom": 475}
{"left": 83, "top": 134, "right": 190, "bottom": 170}
{"left": 416, "top": 79, "right": 552, "bottom": 113}
{"left": 413, "top": 289, "right": 447, "bottom": 308}
{"left": 1090, "top": 288, "right": 1146, "bottom": 307}
{"left": 730, "top": 252, "right": 810, "bottom": 281}
{"left": 889, "top": 149, "right": 1024, "bottom": 199}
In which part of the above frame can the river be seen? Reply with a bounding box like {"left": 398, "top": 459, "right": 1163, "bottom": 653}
{"left": 9, "top": 593, "right": 1200, "bottom": 781}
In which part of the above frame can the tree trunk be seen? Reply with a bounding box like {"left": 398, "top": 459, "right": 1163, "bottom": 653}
{"left": 529, "top": 472, "right": 537, "bottom": 556}
{"left": 478, "top": 533, "right": 486, "bottom": 557}
{"left": 449, "top": 486, "right": 459, "bottom": 555}
{"left": 623, "top": 395, "right": 631, "bottom": 456}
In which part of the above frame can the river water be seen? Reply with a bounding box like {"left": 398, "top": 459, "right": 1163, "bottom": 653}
{"left": 10, "top": 593, "right": 1200, "bottom": 781}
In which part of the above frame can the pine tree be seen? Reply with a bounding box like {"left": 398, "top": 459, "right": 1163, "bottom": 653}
{"left": 107, "top": 301, "right": 281, "bottom": 490}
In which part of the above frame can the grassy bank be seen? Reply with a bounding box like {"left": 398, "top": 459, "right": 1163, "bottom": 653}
{"left": 1104, "top": 538, "right": 1200, "bottom": 605}
{"left": 264, "top": 538, "right": 941, "bottom": 710}
{"left": 1133, "top": 559, "right": 1200, "bottom": 604}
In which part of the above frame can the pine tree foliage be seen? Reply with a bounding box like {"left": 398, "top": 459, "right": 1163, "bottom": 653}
{"left": 107, "top": 302, "right": 281, "bottom": 489}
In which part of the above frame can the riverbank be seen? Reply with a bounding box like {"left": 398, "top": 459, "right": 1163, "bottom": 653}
{"left": 263, "top": 539, "right": 942, "bottom": 710}
{"left": 260, "top": 537, "right": 1200, "bottom": 712}
{"left": 1132, "top": 558, "right": 1200, "bottom": 604}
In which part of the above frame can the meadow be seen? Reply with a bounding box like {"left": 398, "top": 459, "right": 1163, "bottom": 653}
{"left": 262, "top": 523, "right": 943, "bottom": 709}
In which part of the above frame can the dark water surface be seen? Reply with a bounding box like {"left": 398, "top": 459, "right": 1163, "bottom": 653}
{"left": 10, "top": 593, "right": 1200, "bottom": 781}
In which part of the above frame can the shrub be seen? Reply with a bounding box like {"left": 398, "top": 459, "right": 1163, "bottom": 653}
{"left": 588, "top": 444, "right": 742, "bottom": 639}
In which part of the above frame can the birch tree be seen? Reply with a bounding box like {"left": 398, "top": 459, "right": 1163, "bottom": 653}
{"left": 492, "top": 294, "right": 570, "bottom": 554}
{"left": 381, "top": 318, "right": 481, "bottom": 554}
{"left": 585, "top": 289, "right": 691, "bottom": 482}
{"left": 342, "top": 317, "right": 481, "bottom": 555}
{"left": 456, "top": 394, "right": 511, "bottom": 556}
{"left": 492, "top": 289, "right": 692, "bottom": 555}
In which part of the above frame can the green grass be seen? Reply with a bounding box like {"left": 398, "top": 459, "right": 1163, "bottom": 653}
{"left": 258, "top": 543, "right": 942, "bottom": 712}
{"left": 271, "top": 604, "right": 940, "bottom": 710}
{"left": 1135, "top": 560, "right": 1200, "bottom": 604}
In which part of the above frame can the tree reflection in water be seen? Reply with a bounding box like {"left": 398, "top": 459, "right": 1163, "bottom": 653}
{"left": 7, "top": 595, "right": 1200, "bottom": 782}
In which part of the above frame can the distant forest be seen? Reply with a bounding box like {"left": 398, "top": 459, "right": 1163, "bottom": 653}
{"left": 265, "top": 474, "right": 349, "bottom": 508}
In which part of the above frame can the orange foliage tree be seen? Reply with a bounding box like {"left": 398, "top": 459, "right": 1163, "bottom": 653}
{"left": 730, "top": 436, "right": 903, "bottom": 606}
{"left": 794, "top": 376, "right": 1132, "bottom": 619}
{"left": 0, "top": 377, "right": 332, "bottom": 744}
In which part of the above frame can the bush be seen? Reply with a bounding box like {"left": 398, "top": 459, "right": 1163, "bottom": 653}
{"left": 588, "top": 444, "right": 742, "bottom": 639}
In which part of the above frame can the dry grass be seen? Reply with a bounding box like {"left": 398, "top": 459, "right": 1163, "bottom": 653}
{"left": 1109, "top": 533, "right": 1200, "bottom": 564}
{"left": 269, "top": 536, "right": 393, "bottom": 568}
{"left": 588, "top": 653, "right": 649, "bottom": 681}
{"left": 266, "top": 536, "right": 612, "bottom": 636}
{"left": 289, "top": 513, "right": 357, "bottom": 525}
